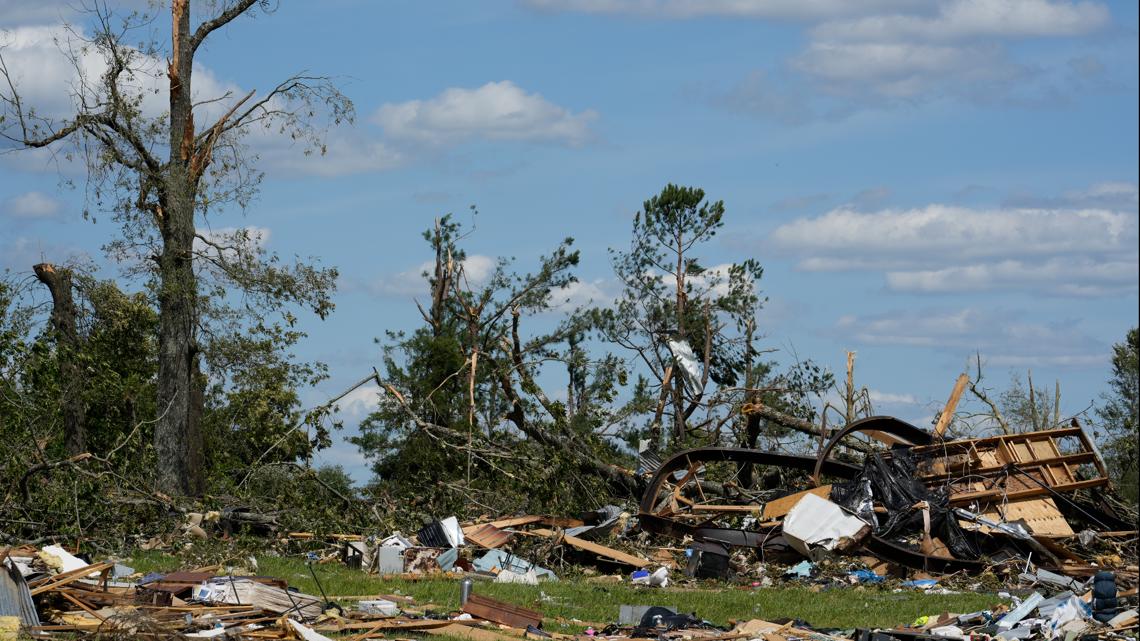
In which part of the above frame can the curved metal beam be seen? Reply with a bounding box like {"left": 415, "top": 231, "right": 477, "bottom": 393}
{"left": 812, "top": 415, "right": 933, "bottom": 481}
{"left": 639, "top": 447, "right": 861, "bottom": 515}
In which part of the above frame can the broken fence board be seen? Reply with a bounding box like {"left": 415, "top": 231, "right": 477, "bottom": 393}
{"left": 562, "top": 534, "right": 649, "bottom": 567}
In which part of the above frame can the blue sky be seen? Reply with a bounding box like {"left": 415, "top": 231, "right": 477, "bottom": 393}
{"left": 2, "top": 0, "right": 1137, "bottom": 481}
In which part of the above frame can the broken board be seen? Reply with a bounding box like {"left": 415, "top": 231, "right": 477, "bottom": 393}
{"left": 762, "top": 486, "right": 832, "bottom": 520}
{"left": 972, "top": 497, "right": 1075, "bottom": 537}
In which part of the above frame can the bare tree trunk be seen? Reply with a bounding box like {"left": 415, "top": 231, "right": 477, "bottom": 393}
{"left": 648, "top": 366, "right": 672, "bottom": 451}
{"left": 154, "top": 0, "right": 205, "bottom": 496}
{"left": 844, "top": 351, "right": 855, "bottom": 426}
{"left": 1028, "top": 369, "right": 1038, "bottom": 432}
{"left": 33, "top": 263, "right": 86, "bottom": 455}
{"left": 1054, "top": 380, "right": 1060, "bottom": 428}
{"left": 738, "top": 316, "right": 758, "bottom": 488}
{"left": 671, "top": 231, "right": 686, "bottom": 445}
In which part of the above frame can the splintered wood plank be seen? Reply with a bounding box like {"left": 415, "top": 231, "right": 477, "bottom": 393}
{"left": 561, "top": 534, "right": 650, "bottom": 567}
{"left": 29, "top": 562, "right": 115, "bottom": 595}
{"left": 424, "top": 623, "right": 523, "bottom": 641}
{"left": 934, "top": 373, "right": 969, "bottom": 438}
{"left": 762, "top": 486, "right": 832, "bottom": 520}
{"left": 975, "top": 497, "right": 1074, "bottom": 536}
{"left": 483, "top": 516, "right": 543, "bottom": 529}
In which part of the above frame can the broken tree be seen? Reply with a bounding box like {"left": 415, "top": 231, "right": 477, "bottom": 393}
{"left": 1, "top": 0, "right": 350, "bottom": 495}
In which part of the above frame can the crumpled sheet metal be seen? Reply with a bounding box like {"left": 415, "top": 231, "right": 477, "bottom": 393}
{"left": 0, "top": 561, "right": 39, "bottom": 628}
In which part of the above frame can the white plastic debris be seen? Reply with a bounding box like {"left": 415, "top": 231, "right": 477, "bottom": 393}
{"left": 631, "top": 567, "right": 670, "bottom": 588}
{"left": 38, "top": 545, "right": 96, "bottom": 577}
{"left": 782, "top": 493, "right": 870, "bottom": 559}
{"left": 666, "top": 339, "right": 704, "bottom": 395}
{"left": 495, "top": 568, "right": 540, "bottom": 585}
{"left": 357, "top": 599, "right": 399, "bottom": 617}
{"left": 287, "top": 619, "right": 336, "bottom": 641}
{"left": 1043, "top": 595, "right": 1092, "bottom": 639}
{"left": 440, "top": 516, "right": 465, "bottom": 548}
{"left": 380, "top": 533, "right": 412, "bottom": 550}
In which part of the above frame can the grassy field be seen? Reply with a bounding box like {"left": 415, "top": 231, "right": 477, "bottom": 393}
{"left": 124, "top": 551, "right": 1003, "bottom": 631}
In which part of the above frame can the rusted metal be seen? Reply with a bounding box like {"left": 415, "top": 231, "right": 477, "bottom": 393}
{"left": 463, "top": 524, "right": 512, "bottom": 549}
{"left": 462, "top": 593, "right": 542, "bottom": 629}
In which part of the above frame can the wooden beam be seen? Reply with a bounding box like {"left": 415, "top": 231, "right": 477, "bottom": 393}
{"left": 762, "top": 485, "right": 832, "bottom": 520}
{"left": 934, "top": 373, "right": 969, "bottom": 438}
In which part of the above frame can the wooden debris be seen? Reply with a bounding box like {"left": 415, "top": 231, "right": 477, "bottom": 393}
{"left": 462, "top": 594, "right": 542, "bottom": 629}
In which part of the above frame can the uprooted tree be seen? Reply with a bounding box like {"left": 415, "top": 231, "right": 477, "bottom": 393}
{"left": 0, "top": 1, "right": 349, "bottom": 495}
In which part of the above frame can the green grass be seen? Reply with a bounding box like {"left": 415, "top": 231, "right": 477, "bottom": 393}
{"left": 123, "top": 551, "right": 1002, "bottom": 630}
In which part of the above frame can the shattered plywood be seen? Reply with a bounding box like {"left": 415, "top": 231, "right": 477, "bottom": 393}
{"left": 974, "top": 497, "right": 1075, "bottom": 537}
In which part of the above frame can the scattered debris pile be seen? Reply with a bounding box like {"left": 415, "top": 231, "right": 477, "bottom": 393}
{"left": 1, "top": 374, "right": 1136, "bottom": 639}
{"left": 638, "top": 410, "right": 1136, "bottom": 582}
{"left": 2, "top": 539, "right": 1136, "bottom": 640}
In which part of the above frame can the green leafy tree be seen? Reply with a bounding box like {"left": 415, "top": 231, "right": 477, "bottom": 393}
{"left": 0, "top": 1, "right": 347, "bottom": 495}
{"left": 1097, "top": 327, "right": 1139, "bottom": 503}
{"left": 598, "top": 184, "right": 765, "bottom": 451}
{"left": 353, "top": 215, "right": 636, "bottom": 520}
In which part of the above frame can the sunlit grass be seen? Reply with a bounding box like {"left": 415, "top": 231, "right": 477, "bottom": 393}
{"left": 125, "top": 551, "right": 1001, "bottom": 631}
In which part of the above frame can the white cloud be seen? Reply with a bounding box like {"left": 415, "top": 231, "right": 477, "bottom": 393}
{"left": 548, "top": 278, "right": 614, "bottom": 312}
{"left": 0, "top": 24, "right": 237, "bottom": 127}
{"left": 835, "top": 307, "right": 1108, "bottom": 368}
{"left": 769, "top": 187, "right": 1139, "bottom": 297}
{"left": 522, "top": 0, "right": 915, "bottom": 21}
{"left": 368, "top": 255, "right": 497, "bottom": 298}
{"left": 2, "top": 191, "right": 61, "bottom": 219}
{"left": 812, "top": 0, "right": 1109, "bottom": 42}
{"left": 0, "top": 235, "right": 88, "bottom": 271}
{"left": 335, "top": 385, "right": 382, "bottom": 422}
{"left": 264, "top": 135, "right": 404, "bottom": 177}
{"left": 0, "top": 24, "right": 386, "bottom": 177}
{"left": 1005, "top": 181, "right": 1140, "bottom": 210}
{"left": 885, "top": 257, "right": 1138, "bottom": 297}
{"left": 373, "top": 81, "right": 597, "bottom": 147}
{"left": 867, "top": 389, "right": 919, "bottom": 405}
{"left": 772, "top": 204, "right": 1135, "bottom": 261}
{"left": 719, "top": 0, "right": 1117, "bottom": 122}
{"left": 791, "top": 41, "right": 1027, "bottom": 101}
{"left": 0, "top": 0, "right": 150, "bottom": 26}
{"left": 193, "top": 226, "right": 271, "bottom": 263}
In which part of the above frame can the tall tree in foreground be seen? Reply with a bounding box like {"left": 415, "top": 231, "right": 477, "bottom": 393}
{"left": 1098, "top": 327, "right": 1139, "bottom": 503}
{"left": 1, "top": 2, "right": 348, "bottom": 495}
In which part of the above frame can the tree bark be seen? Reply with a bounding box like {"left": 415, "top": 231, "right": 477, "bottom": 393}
{"left": 32, "top": 263, "right": 86, "bottom": 455}
{"left": 154, "top": 0, "right": 205, "bottom": 496}
{"left": 671, "top": 230, "right": 686, "bottom": 445}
